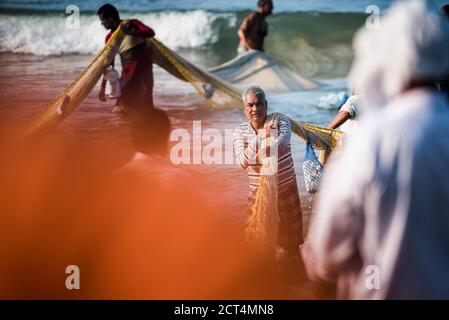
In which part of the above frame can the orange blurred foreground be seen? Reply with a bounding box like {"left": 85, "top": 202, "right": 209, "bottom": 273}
{"left": 0, "top": 130, "right": 308, "bottom": 299}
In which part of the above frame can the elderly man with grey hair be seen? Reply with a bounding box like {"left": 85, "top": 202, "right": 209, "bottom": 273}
{"left": 233, "top": 86, "right": 303, "bottom": 258}
{"left": 303, "top": 0, "right": 449, "bottom": 299}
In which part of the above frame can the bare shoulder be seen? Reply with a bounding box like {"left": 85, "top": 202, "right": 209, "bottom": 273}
{"left": 241, "top": 11, "right": 258, "bottom": 26}
{"left": 246, "top": 11, "right": 259, "bottom": 20}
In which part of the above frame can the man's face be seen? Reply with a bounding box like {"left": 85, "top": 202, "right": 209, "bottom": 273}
{"left": 243, "top": 93, "right": 268, "bottom": 125}
{"left": 99, "top": 14, "right": 117, "bottom": 30}
{"left": 261, "top": 2, "right": 273, "bottom": 15}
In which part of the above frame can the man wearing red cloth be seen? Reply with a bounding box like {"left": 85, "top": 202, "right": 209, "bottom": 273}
{"left": 97, "top": 4, "right": 156, "bottom": 112}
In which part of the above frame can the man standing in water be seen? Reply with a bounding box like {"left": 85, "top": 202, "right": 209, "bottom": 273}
{"left": 233, "top": 86, "right": 303, "bottom": 259}
{"left": 237, "top": 0, "right": 273, "bottom": 53}
{"left": 97, "top": 4, "right": 156, "bottom": 112}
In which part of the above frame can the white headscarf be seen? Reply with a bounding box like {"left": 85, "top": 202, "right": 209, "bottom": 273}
{"left": 349, "top": 0, "right": 449, "bottom": 110}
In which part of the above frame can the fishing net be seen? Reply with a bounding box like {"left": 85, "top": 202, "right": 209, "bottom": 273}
{"left": 148, "top": 38, "right": 243, "bottom": 108}
{"left": 244, "top": 135, "right": 279, "bottom": 254}
{"left": 23, "top": 26, "right": 343, "bottom": 252}
{"left": 303, "top": 137, "right": 324, "bottom": 194}
{"left": 24, "top": 22, "right": 127, "bottom": 138}
{"left": 208, "top": 49, "right": 318, "bottom": 91}
{"left": 244, "top": 113, "right": 341, "bottom": 252}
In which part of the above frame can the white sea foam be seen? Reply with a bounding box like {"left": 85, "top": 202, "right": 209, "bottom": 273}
{"left": 317, "top": 91, "right": 348, "bottom": 110}
{"left": 0, "top": 10, "right": 236, "bottom": 55}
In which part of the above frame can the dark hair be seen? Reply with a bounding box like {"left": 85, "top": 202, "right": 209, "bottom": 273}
{"left": 442, "top": 4, "right": 449, "bottom": 16}
{"left": 131, "top": 109, "right": 171, "bottom": 155}
{"left": 258, "top": 0, "right": 272, "bottom": 7}
{"left": 97, "top": 3, "right": 120, "bottom": 20}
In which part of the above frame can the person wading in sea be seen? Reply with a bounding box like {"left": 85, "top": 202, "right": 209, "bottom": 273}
{"left": 237, "top": 0, "right": 273, "bottom": 54}
{"left": 97, "top": 3, "right": 156, "bottom": 113}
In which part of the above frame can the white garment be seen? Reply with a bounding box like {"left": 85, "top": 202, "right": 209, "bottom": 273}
{"left": 103, "top": 66, "right": 121, "bottom": 99}
{"left": 303, "top": 89, "right": 449, "bottom": 299}
{"left": 237, "top": 45, "right": 247, "bottom": 56}
{"left": 339, "top": 95, "right": 360, "bottom": 135}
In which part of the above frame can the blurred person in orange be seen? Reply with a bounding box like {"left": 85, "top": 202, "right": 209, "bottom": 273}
{"left": 81, "top": 109, "right": 288, "bottom": 299}
{"left": 0, "top": 109, "right": 292, "bottom": 299}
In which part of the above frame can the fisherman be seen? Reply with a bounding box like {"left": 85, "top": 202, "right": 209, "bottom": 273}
{"left": 233, "top": 86, "right": 303, "bottom": 259}
{"left": 237, "top": 0, "right": 273, "bottom": 54}
{"left": 97, "top": 4, "right": 156, "bottom": 113}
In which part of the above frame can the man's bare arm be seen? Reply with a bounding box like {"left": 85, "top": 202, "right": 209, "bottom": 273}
{"left": 327, "top": 111, "right": 351, "bottom": 129}
{"left": 237, "top": 13, "right": 256, "bottom": 50}
{"left": 238, "top": 28, "right": 250, "bottom": 50}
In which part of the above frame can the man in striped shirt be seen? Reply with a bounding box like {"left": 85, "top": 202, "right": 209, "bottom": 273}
{"left": 233, "top": 86, "right": 303, "bottom": 257}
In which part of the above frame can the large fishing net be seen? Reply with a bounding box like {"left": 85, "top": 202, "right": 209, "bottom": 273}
{"left": 208, "top": 50, "right": 318, "bottom": 92}
{"left": 149, "top": 38, "right": 243, "bottom": 108}
{"left": 25, "top": 23, "right": 341, "bottom": 151}
{"left": 24, "top": 24, "right": 343, "bottom": 252}
{"left": 24, "top": 23, "right": 127, "bottom": 138}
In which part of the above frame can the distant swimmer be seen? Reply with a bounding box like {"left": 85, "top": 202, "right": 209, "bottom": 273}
{"left": 327, "top": 94, "right": 361, "bottom": 135}
{"left": 237, "top": 0, "right": 273, "bottom": 54}
{"left": 97, "top": 4, "right": 156, "bottom": 113}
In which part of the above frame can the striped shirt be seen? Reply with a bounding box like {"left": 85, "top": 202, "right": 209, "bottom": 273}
{"left": 233, "top": 113, "right": 298, "bottom": 201}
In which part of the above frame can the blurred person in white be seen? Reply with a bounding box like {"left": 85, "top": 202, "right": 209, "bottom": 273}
{"left": 302, "top": 0, "right": 449, "bottom": 299}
